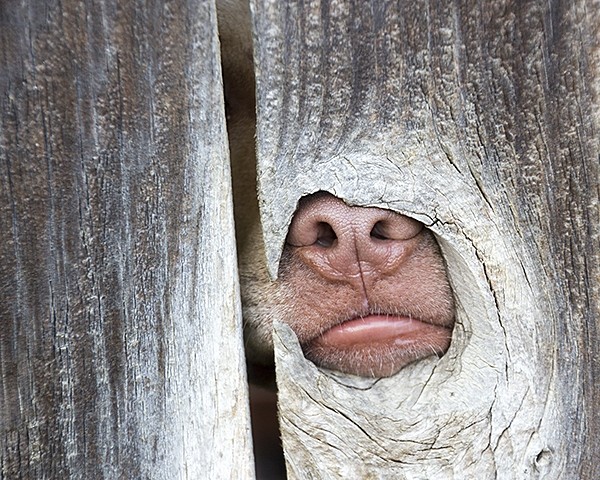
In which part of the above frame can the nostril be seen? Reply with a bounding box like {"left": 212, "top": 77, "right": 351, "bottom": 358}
{"left": 316, "top": 222, "right": 337, "bottom": 247}
{"left": 370, "top": 221, "right": 389, "bottom": 240}
{"left": 370, "top": 214, "right": 423, "bottom": 241}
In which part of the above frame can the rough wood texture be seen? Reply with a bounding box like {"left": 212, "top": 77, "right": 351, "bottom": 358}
{"left": 0, "top": 1, "right": 254, "bottom": 478}
{"left": 251, "top": 0, "right": 600, "bottom": 477}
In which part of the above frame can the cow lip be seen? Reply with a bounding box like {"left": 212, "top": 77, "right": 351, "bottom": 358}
{"left": 306, "top": 314, "right": 442, "bottom": 347}
{"left": 300, "top": 314, "right": 453, "bottom": 377}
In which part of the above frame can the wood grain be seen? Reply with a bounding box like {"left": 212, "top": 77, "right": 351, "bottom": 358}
{"left": 0, "top": 0, "right": 254, "bottom": 478}
{"left": 250, "top": 0, "right": 600, "bottom": 477}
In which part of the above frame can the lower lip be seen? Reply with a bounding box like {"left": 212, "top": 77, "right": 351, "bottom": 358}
{"left": 313, "top": 314, "right": 441, "bottom": 347}
{"left": 302, "top": 314, "right": 453, "bottom": 377}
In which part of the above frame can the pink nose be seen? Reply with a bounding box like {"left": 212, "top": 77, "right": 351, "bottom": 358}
{"left": 286, "top": 193, "right": 423, "bottom": 280}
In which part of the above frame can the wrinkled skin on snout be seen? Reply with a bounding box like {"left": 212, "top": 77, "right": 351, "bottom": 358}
{"left": 217, "top": 0, "right": 455, "bottom": 380}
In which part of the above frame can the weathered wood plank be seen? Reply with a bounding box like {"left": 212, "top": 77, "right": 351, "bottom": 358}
{"left": 251, "top": 0, "right": 600, "bottom": 477}
{"left": 0, "top": 0, "right": 253, "bottom": 478}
